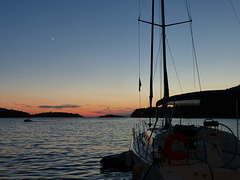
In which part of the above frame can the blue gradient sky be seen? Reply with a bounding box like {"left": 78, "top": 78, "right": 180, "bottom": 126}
{"left": 0, "top": 0, "right": 239, "bottom": 116}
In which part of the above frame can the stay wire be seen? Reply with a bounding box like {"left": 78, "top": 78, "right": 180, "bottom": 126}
{"left": 153, "top": 26, "right": 163, "bottom": 100}
{"left": 166, "top": 37, "right": 183, "bottom": 93}
{"left": 183, "top": 0, "right": 195, "bottom": 90}
{"left": 138, "top": 0, "right": 144, "bottom": 108}
{"left": 138, "top": 20, "right": 142, "bottom": 108}
{"left": 183, "top": 0, "right": 191, "bottom": 18}
{"left": 184, "top": 0, "right": 202, "bottom": 91}
{"left": 229, "top": 0, "right": 240, "bottom": 27}
{"left": 138, "top": 0, "right": 146, "bottom": 20}
{"left": 190, "top": 20, "right": 202, "bottom": 92}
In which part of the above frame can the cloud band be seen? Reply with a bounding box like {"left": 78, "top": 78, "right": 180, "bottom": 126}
{"left": 38, "top": 104, "right": 80, "bottom": 109}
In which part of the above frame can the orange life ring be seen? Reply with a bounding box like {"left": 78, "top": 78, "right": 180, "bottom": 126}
{"left": 164, "top": 133, "right": 189, "bottom": 160}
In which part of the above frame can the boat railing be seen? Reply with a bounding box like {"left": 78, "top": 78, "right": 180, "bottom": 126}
{"left": 236, "top": 99, "right": 239, "bottom": 140}
{"left": 132, "top": 121, "right": 155, "bottom": 160}
{"left": 132, "top": 122, "right": 144, "bottom": 153}
{"left": 237, "top": 119, "right": 240, "bottom": 141}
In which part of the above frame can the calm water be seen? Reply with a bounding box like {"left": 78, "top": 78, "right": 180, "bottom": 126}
{"left": 0, "top": 117, "right": 140, "bottom": 179}
{"left": 0, "top": 117, "right": 239, "bottom": 179}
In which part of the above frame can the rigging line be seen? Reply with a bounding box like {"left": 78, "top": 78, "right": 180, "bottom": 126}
{"left": 159, "top": 52, "right": 163, "bottom": 101}
{"left": 153, "top": 1, "right": 163, "bottom": 80}
{"left": 153, "top": 0, "right": 163, "bottom": 100}
{"left": 184, "top": 0, "right": 202, "bottom": 91}
{"left": 138, "top": 0, "right": 146, "bottom": 19}
{"left": 166, "top": 37, "right": 183, "bottom": 93}
{"left": 138, "top": 0, "right": 143, "bottom": 79}
{"left": 138, "top": 19, "right": 142, "bottom": 108}
{"left": 159, "top": 0, "right": 163, "bottom": 101}
{"left": 138, "top": 22, "right": 141, "bottom": 79}
{"left": 189, "top": 21, "right": 202, "bottom": 91}
{"left": 138, "top": 0, "right": 143, "bottom": 109}
{"left": 193, "top": 47, "right": 196, "bottom": 91}
{"left": 183, "top": 0, "right": 197, "bottom": 91}
{"left": 153, "top": 41, "right": 160, "bottom": 79}
{"left": 229, "top": 0, "right": 240, "bottom": 27}
{"left": 153, "top": 31, "right": 163, "bottom": 99}
{"left": 137, "top": 0, "right": 145, "bottom": 104}
{"left": 183, "top": 0, "right": 192, "bottom": 19}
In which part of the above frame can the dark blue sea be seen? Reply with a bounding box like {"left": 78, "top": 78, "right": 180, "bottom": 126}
{"left": 0, "top": 117, "right": 239, "bottom": 179}
{"left": 0, "top": 117, "right": 140, "bottom": 179}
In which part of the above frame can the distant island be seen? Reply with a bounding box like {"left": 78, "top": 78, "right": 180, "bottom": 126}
{"left": 131, "top": 84, "right": 240, "bottom": 118}
{"left": 98, "top": 114, "right": 124, "bottom": 118}
{"left": 0, "top": 108, "right": 83, "bottom": 118}
{"left": 0, "top": 108, "right": 30, "bottom": 118}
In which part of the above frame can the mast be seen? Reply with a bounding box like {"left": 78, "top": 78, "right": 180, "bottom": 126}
{"left": 149, "top": 0, "right": 169, "bottom": 127}
{"left": 139, "top": 0, "right": 191, "bottom": 128}
{"left": 149, "top": 0, "right": 155, "bottom": 127}
{"left": 161, "top": 0, "right": 170, "bottom": 126}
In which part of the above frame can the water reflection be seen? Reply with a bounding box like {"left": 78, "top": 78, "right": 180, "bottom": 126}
{"left": 0, "top": 117, "right": 238, "bottom": 179}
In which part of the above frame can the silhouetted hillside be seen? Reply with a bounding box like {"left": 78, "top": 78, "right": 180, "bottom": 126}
{"left": 227, "top": 84, "right": 240, "bottom": 90}
{"left": 0, "top": 108, "right": 84, "bottom": 118}
{"left": 131, "top": 85, "right": 240, "bottom": 118}
{"left": 99, "top": 114, "right": 124, "bottom": 118}
{"left": 0, "top": 108, "right": 30, "bottom": 117}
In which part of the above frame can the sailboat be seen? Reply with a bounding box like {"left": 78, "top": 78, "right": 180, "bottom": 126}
{"left": 131, "top": 0, "right": 240, "bottom": 179}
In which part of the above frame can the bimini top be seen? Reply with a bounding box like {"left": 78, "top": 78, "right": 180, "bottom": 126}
{"left": 156, "top": 89, "right": 239, "bottom": 107}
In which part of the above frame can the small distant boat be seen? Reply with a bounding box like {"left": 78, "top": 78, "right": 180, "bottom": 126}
{"left": 24, "top": 118, "right": 32, "bottom": 122}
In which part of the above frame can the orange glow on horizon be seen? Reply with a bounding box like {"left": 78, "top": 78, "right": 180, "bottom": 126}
{"left": 80, "top": 111, "right": 106, "bottom": 117}
{"left": 1, "top": 104, "right": 136, "bottom": 117}
{"left": 0, "top": 94, "right": 141, "bottom": 117}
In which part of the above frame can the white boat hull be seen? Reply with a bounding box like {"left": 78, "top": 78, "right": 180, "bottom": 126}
{"left": 131, "top": 125, "right": 240, "bottom": 180}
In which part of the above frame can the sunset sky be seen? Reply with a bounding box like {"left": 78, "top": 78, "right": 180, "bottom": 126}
{"left": 1, "top": 0, "right": 240, "bottom": 117}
